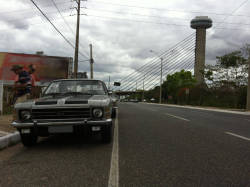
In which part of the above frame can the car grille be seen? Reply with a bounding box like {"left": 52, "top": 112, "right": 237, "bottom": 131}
{"left": 32, "top": 108, "right": 91, "bottom": 120}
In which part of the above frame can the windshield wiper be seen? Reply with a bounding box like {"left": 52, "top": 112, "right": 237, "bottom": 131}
{"left": 44, "top": 92, "right": 62, "bottom": 96}
{"left": 63, "top": 92, "right": 93, "bottom": 96}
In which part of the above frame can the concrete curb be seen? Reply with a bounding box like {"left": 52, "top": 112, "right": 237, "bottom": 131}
{"left": 0, "top": 131, "right": 20, "bottom": 150}
{"left": 144, "top": 103, "right": 250, "bottom": 115}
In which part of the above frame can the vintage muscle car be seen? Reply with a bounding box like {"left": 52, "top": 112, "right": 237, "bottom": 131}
{"left": 12, "top": 79, "right": 115, "bottom": 146}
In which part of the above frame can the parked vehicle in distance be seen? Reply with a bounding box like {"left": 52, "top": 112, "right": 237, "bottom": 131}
{"left": 12, "top": 79, "right": 114, "bottom": 146}
{"left": 129, "top": 99, "right": 139, "bottom": 103}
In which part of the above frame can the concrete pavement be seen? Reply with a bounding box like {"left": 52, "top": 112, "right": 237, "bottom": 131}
{"left": 119, "top": 102, "right": 250, "bottom": 186}
{"left": 0, "top": 103, "right": 250, "bottom": 186}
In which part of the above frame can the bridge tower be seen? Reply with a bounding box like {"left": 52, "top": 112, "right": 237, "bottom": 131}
{"left": 191, "top": 16, "right": 212, "bottom": 84}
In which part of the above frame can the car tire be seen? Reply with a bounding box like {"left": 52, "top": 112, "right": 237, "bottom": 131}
{"left": 101, "top": 125, "right": 112, "bottom": 143}
{"left": 20, "top": 130, "right": 38, "bottom": 147}
{"left": 111, "top": 108, "right": 116, "bottom": 119}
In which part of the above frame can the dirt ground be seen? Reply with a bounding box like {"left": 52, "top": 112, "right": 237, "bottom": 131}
{"left": 0, "top": 115, "right": 16, "bottom": 133}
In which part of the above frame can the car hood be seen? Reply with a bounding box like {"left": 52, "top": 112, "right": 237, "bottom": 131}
{"left": 15, "top": 95, "right": 111, "bottom": 109}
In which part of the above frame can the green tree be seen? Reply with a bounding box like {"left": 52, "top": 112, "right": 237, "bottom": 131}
{"left": 162, "top": 70, "right": 196, "bottom": 104}
{"left": 205, "top": 50, "right": 248, "bottom": 88}
{"left": 203, "top": 46, "right": 249, "bottom": 108}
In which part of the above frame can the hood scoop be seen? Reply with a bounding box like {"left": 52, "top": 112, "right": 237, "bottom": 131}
{"left": 35, "top": 101, "right": 57, "bottom": 105}
{"left": 65, "top": 100, "right": 88, "bottom": 104}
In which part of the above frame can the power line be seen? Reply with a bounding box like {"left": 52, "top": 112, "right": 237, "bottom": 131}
{"left": 29, "top": 0, "right": 88, "bottom": 59}
{"left": 0, "top": 13, "right": 72, "bottom": 32}
{"left": 86, "top": 7, "right": 250, "bottom": 26}
{"left": 50, "top": 0, "right": 89, "bottom": 58}
{"left": 84, "top": 14, "right": 189, "bottom": 27}
{"left": 82, "top": 14, "right": 250, "bottom": 31}
{"left": 3, "top": 6, "right": 250, "bottom": 29}
{"left": 89, "top": 0, "right": 250, "bottom": 18}
{"left": 0, "top": 1, "right": 89, "bottom": 58}
{"left": 30, "top": 0, "right": 74, "bottom": 47}
{"left": 215, "top": 0, "right": 250, "bottom": 28}
{"left": 0, "top": 8, "right": 71, "bottom": 24}
{"left": 0, "top": 0, "right": 72, "bottom": 15}
{"left": 51, "top": 0, "right": 75, "bottom": 34}
{"left": 2, "top": 8, "right": 250, "bottom": 31}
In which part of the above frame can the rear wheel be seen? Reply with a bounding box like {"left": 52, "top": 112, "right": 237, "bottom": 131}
{"left": 20, "top": 130, "right": 38, "bottom": 147}
{"left": 101, "top": 125, "right": 112, "bottom": 143}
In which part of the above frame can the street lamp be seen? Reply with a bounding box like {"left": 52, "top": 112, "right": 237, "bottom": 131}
{"left": 150, "top": 50, "right": 163, "bottom": 104}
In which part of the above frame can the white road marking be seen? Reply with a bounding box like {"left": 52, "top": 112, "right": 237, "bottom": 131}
{"left": 225, "top": 132, "right": 250, "bottom": 141}
{"left": 108, "top": 110, "right": 119, "bottom": 187}
{"left": 165, "top": 113, "right": 190, "bottom": 122}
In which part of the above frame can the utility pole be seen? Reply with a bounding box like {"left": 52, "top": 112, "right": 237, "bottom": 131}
{"left": 159, "top": 57, "right": 163, "bottom": 104}
{"left": 108, "top": 76, "right": 111, "bottom": 90}
{"left": 73, "top": 0, "right": 81, "bottom": 78}
{"left": 90, "top": 43, "right": 94, "bottom": 79}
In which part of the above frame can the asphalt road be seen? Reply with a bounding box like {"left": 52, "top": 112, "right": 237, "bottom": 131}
{"left": 1, "top": 103, "right": 250, "bottom": 186}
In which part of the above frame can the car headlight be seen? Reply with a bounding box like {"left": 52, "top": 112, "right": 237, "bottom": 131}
{"left": 20, "top": 110, "right": 31, "bottom": 121}
{"left": 92, "top": 108, "right": 103, "bottom": 118}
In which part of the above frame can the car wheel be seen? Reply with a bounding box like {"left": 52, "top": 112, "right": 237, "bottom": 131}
{"left": 101, "top": 125, "right": 112, "bottom": 143}
{"left": 20, "top": 130, "right": 38, "bottom": 147}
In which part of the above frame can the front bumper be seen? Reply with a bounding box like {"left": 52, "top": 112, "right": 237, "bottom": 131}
{"left": 12, "top": 119, "right": 112, "bottom": 128}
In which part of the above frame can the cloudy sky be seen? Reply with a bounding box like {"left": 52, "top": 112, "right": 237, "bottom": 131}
{"left": 1, "top": 0, "right": 250, "bottom": 86}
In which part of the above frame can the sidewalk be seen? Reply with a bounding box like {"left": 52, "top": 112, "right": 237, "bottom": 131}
{"left": 0, "top": 115, "right": 20, "bottom": 150}
{"left": 145, "top": 103, "right": 250, "bottom": 115}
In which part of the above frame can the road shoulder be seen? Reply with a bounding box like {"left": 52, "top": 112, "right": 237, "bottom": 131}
{"left": 0, "top": 115, "right": 20, "bottom": 150}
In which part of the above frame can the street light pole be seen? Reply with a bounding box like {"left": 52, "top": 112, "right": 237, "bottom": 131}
{"left": 160, "top": 57, "right": 163, "bottom": 104}
{"left": 149, "top": 50, "right": 163, "bottom": 104}
{"left": 142, "top": 75, "right": 145, "bottom": 101}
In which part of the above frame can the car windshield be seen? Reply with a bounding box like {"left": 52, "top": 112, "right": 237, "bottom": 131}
{"left": 44, "top": 80, "right": 107, "bottom": 95}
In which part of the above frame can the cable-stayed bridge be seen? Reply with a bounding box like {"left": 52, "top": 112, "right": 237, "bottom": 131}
{"left": 116, "top": 33, "right": 195, "bottom": 93}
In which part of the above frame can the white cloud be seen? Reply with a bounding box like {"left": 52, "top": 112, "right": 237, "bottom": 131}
{"left": 0, "top": 0, "right": 250, "bottom": 87}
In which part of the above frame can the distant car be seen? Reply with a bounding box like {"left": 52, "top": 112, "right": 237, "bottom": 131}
{"left": 12, "top": 79, "right": 114, "bottom": 146}
{"left": 130, "top": 99, "right": 139, "bottom": 103}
